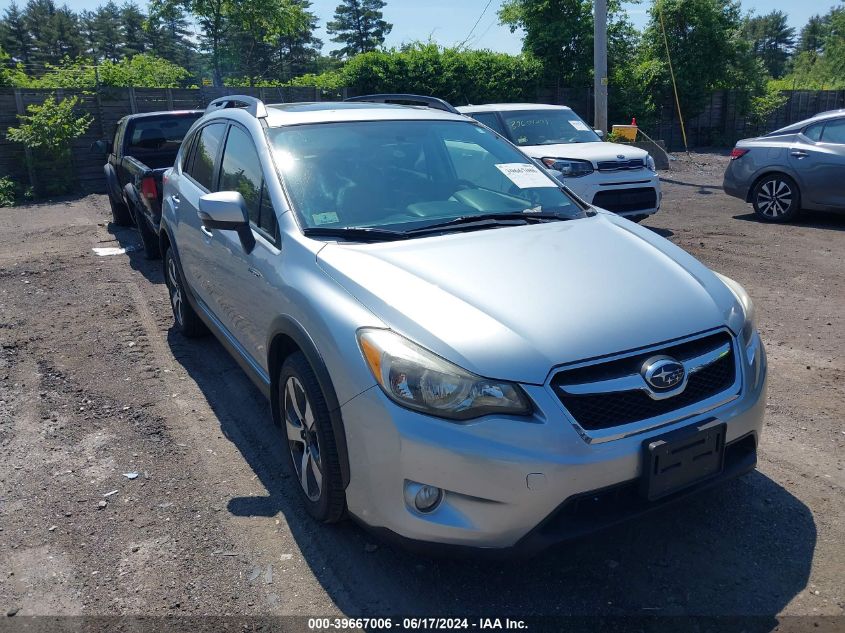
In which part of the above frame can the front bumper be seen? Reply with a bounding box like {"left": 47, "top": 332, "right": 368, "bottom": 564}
{"left": 340, "top": 334, "right": 767, "bottom": 552}
{"left": 553, "top": 169, "right": 662, "bottom": 217}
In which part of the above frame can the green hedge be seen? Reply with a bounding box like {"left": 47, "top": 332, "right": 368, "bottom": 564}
{"left": 298, "top": 43, "right": 544, "bottom": 104}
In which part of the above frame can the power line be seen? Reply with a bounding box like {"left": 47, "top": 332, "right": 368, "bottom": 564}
{"left": 457, "top": 0, "right": 494, "bottom": 49}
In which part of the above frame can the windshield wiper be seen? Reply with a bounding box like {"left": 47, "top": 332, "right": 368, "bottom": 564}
{"left": 406, "top": 212, "right": 572, "bottom": 235}
{"left": 302, "top": 226, "right": 408, "bottom": 242}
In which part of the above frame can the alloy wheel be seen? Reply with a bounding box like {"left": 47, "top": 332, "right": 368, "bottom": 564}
{"left": 284, "top": 376, "right": 323, "bottom": 502}
{"left": 167, "top": 254, "right": 184, "bottom": 326}
{"left": 756, "top": 179, "right": 793, "bottom": 218}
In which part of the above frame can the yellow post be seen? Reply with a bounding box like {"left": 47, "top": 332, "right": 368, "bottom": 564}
{"left": 658, "top": 1, "right": 689, "bottom": 153}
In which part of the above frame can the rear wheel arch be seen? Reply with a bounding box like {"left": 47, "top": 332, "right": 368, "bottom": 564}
{"left": 268, "top": 317, "right": 351, "bottom": 489}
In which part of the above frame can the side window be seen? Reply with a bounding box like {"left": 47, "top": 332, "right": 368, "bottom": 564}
{"left": 471, "top": 113, "right": 508, "bottom": 137}
{"left": 187, "top": 123, "right": 226, "bottom": 190}
{"left": 179, "top": 131, "right": 196, "bottom": 172}
{"left": 219, "top": 126, "right": 263, "bottom": 226}
{"left": 820, "top": 118, "right": 845, "bottom": 144}
{"left": 804, "top": 122, "right": 824, "bottom": 142}
{"left": 112, "top": 122, "right": 122, "bottom": 154}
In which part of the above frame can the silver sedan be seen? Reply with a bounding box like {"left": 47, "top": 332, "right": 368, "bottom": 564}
{"left": 723, "top": 109, "right": 845, "bottom": 222}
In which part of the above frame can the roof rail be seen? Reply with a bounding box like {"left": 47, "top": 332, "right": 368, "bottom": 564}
{"left": 345, "top": 93, "right": 460, "bottom": 115}
{"left": 205, "top": 95, "right": 268, "bottom": 119}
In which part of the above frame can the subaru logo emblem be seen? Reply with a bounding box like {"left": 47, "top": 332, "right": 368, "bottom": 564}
{"left": 642, "top": 357, "right": 685, "bottom": 390}
{"left": 617, "top": 154, "right": 625, "bottom": 159}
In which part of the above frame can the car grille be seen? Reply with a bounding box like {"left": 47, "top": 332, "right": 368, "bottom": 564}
{"left": 596, "top": 158, "right": 645, "bottom": 171}
{"left": 552, "top": 332, "right": 737, "bottom": 431}
{"left": 592, "top": 187, "right": 657, "bottom": 213}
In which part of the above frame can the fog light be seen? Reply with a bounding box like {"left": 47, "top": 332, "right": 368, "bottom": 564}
{"left": 414, "top": 485, "right": 442, "bottom": 513}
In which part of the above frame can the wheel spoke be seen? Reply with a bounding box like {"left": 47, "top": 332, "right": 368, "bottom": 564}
{"left": 775, "top": 181, "right": 788, "bottom": 196}
{"left": 285, "top": 380, "right": 301, "bottom": 424}
{"left": 300, "top": 448, "right": 310, "bottom": 494}
{"left": 285, "top": 416, "right": 302, "bottom": 443}
{"left": 301, "top": 400, "right": 314, "bottom": 430}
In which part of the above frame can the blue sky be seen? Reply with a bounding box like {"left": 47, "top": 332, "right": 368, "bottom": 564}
{"left": 0, "top": 0, "right": 837, "bottom": 55}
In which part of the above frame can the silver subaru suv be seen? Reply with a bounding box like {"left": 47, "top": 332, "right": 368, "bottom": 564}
{"left": 160, "top": 94, "right": 767, "bottom": 553}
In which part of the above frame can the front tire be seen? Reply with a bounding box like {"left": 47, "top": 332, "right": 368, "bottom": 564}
{"left": 280, "top": 352, "right": 346, "bottom": 523}
{"left": 164, "top": 247, "right": 207, "bottom": 338}
{"left": 752, "top": 174, "right": 800, "bottom": 223}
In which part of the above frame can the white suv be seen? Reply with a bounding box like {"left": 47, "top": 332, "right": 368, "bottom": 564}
{"left": 459, "top": 103, "right": 661, "bottom": 222}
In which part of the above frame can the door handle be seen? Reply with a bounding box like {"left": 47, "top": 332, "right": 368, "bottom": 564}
{"left": 171, "top": 194, "right": 181, "bottom": 204}
{"left": 248, "top": 267, "right": 263, "bottom": 279}
{"left": 200, "top": 225, "right": 213, "bottom": 238}
{"left": 790, "top": 150, "right": 808, "bottom": 158}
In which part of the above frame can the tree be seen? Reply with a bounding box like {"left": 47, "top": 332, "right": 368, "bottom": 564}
{"left": 776, "top": 7, "right": 844, "bottom": 90}
{"left": 224, "top": 0, "right": 310, "bottom": 84}
{"left": 87, "top": 1, "right": 124, "bottom": 62}
{"left": 743, "top": 10, "right": 795, "bottom": 78}
{"left": 635, "top": 0, "right": 764, "bottom": 121}
{"left": 121, "top": 2, "right": 147, "bottom": 56}
{"left": 52, "top": 5, "right": 85, "bottom": 60}
{"left": 0, "top": 2, "right": 32, "bottom": 63}
{"left": 498, "top": 0, "right": 638, "bottom": 89}
{"left": 6, "top": 94, "right": 92, "bottom": 196}
{"left": 145, "top": 0, "right": 195, "bottom": 69}
{"left": 797, "top": 14, "right": 830, "bottom": 58}
{"left": 326, "top": 0, "right": 391, "bottom": 59}
{"left": 276, "top": 0, "right": 322, "bottom": 79}
{"left": 191, "top": 0, "right": 230, "bottom": 85}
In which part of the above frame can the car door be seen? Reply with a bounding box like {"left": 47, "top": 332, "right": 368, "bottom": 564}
{"left": 171, "top": 121, "right": 228, "bottom": 309}
{"left": 210, "top": 124, "right": 282, "bottom": 371}
{"left": 790, "top": 117, "right": 845, "bottom": 208}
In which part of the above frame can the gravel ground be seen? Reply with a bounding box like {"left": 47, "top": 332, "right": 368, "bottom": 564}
{"left": 0, "top": 151, "right": 843, "bottom": 627}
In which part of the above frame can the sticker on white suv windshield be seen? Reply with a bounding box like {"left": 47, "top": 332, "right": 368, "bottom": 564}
{"left": 495, "top": 163, "right": 557, "bottom": 189}
{"left": 312, "top": 212, "right": 339, "bottom": 225}
{"left": 569, "top": 120, "right": 590, "bottom": 131}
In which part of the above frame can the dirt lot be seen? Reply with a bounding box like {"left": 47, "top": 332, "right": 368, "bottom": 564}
{"left": 0, "top": 152, "right": 843, "bottom": 627}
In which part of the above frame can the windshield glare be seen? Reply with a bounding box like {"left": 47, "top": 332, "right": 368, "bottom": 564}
{"left": 500, "top": 110, "right": 600, "bottom": 146}
{"left": 267, "top": 120, "right": 585, "bottom": 232}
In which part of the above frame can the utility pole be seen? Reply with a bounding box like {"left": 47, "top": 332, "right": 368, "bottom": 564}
{"left": 593, "top": 0, "right": 608, "bottom": 133}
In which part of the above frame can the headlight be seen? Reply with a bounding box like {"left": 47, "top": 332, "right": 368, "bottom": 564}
{"left": 715, "top": 273, "right": 755, "bottom": 343}
{"left": 540, "top": 157, "right": 594, "bottom": 178}
{"left": 646, "top": 154, "right": 656, "bottom": 172}
{"left": 357, "top": 328, "right": 532, "bottom": 421}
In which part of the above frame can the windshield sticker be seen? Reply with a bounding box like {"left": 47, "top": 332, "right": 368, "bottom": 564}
{"left": 569, "top": 120, "right": 590, "bottom": 131}
{"left": 495, "top": 163, "right": 557, "bottom": 188}
{"left": 312, "top": 212, "right": 339, "bottom": 225}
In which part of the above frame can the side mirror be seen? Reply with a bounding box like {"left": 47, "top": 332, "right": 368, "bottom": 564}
{"left": 198, "top": 191, "right": 255, "bottom": 253}
{"left": 91, "top": 139, "right": 110, "bottom": 155}
{"left": 594, "top": 129, "right": 606, "bottom": 139}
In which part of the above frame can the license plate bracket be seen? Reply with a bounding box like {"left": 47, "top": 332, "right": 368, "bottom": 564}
{"left": 641, "top": 423, "right": 726, "bottom": 501}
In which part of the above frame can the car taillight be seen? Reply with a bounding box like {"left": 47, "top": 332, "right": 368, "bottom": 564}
{"left": 730, "top": 148, "right": 749, "bottom": 160}
{"left": 141, "top": 176, "right": 157, "bottom": 200}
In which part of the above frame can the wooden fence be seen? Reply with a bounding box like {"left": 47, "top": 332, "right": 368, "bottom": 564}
{"left": 1, "top": 85, "right": 843, "bottom": 195}
{"left": 0, "top": 85, "right": 345, "bottom": 194}
{"left": 541, "top": 86, "right": 845, "bottom": 151}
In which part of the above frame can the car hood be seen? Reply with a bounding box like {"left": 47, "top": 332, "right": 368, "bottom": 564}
{"left": 519, "top": 141, "right": 649, "bottom": 166}
{"left": 317, "top": 213, "right": 740, "bottom": 384}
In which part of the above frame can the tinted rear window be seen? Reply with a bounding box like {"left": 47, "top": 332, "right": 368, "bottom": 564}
{"left": 126, "top": 115, "right": 201, "bottom": 155}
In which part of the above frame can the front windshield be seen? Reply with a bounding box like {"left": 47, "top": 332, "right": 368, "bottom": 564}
{"left": 267, "top": 120, "right": 585, "bottom": 232}
{"left": 499, "top": 110, "right": 600, "bottom": 146}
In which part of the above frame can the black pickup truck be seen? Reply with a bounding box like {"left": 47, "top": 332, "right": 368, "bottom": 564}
{"left": 95, "top": 110, "right": 202, "bottom": 258}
